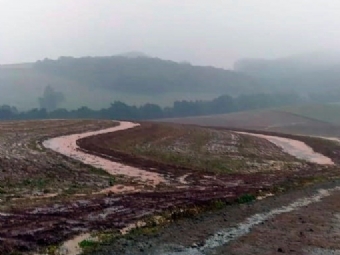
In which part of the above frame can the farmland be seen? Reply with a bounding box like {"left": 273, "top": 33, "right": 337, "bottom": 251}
{"left": 281, "top": 103, "right": 340, "bottom": 124}
{"left": 160, "top": 108, "right": 340, "bottom": 137}
{"left": 0, "top": 120, "right": 340, "bottom": 254}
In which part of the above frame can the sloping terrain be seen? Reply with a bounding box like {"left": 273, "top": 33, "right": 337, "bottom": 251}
{"left": 0, "top": 119, "right": 117, "bottom": 201}
{"left": 0, "top": 55, "right": 260, "bottom": 110}
{"left": 281, "top": 103, "right": 340, "bottom": 124}
{"left": 77, "top": 122, "right": 301, "bottom": 174}
{"left": 0, "top": 120, "right": 340, "bottom": 254}
{"left": 234, "top": 51, "right": 340, "bottom": 97}
{"left": 161, "top": 109, "right": 340, "bottom": 137}
{"left": 74, "top": 122, "right": 340, "bottom": 255}
{"left": 0, "top": 66, "right": 127, "bottom": 110}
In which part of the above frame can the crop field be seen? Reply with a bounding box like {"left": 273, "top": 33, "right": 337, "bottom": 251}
{"left": 161, "top": 109, "right": 340, "bottom": 137}
{"left": 1, "top": 120, "right": 340, "bottom": 254}
{"left": 281, "top": 103, "right": 340, "bottom": 124}
{"left": 78, "top": 122, "right": 300, "bottom": 174}
{"left": 0, "top": 119, "right": 116, "bottom": 201}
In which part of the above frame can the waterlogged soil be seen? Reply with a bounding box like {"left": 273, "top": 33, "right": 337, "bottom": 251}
{"left": 83, "top": 180, "right": 340, "bottom": 255}
{"left": 1, "top": 121, "right": 340, "bottom": 254}
{"left": 77, "top": 122, "right": 302, "bottom": 175}
{"left": 0, "top": 119, "right": 118, "bottom": 199}
{"left": 43, "top": 121, "right": 165, "bottom": 188}
{"left": 236, "top": 131, "right": 334, "bottom": 165}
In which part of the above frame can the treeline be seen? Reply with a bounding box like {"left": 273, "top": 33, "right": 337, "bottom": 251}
{"left": 0, "top": 92, "right": 302, "bottom": 121}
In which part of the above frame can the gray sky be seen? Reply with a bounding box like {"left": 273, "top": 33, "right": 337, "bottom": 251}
{"left": 1, "top": 0, "right": 340, "bottom": 68}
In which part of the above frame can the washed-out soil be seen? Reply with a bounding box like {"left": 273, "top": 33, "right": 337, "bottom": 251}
{"left": 78, "top": 179, "right": 340, "bottom": 255}
{"left": 1, "top": 121, "right": 340, "bottom": 254}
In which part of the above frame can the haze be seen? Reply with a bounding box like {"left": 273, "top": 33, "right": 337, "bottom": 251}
{"left": 1, "top": 0, "right": 340, "bottom": 68}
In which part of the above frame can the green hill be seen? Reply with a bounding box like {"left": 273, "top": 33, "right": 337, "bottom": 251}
{"left": 0, "top": 55, "right": 262, "bottom": 110}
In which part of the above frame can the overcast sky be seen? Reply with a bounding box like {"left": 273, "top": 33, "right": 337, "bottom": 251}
{"left": 1, "top": 0, "right": 340, "bottom": 68}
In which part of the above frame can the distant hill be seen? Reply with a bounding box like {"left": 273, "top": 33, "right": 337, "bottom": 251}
{"left": 34, "top": 56, "right": 260, "bottom": 95}
{"left": 4, "top": 51, "right": 340, "bottom": 111}
{"left": 115, "top": 51, "right": 150, "bottom": 58}
{"left": 234, "top": 51, "right": 340, "bottom": 97}
{"left": 0, "top": 55, "right": 262, "bottom": 110}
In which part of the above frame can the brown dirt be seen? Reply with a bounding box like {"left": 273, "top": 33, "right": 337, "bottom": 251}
{"left": 1, "top": 120, "right": 340, "bottom": 254}
{"left": 76, "top": 122, "right": 301, "bottom": 175}
{"left": 222, "top": 187, "right": 340, "bottom": 255}
{"left": 0, "top": 119, "right": 119, "bottom": 200}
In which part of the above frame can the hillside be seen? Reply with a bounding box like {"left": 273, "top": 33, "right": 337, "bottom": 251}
{"left": 234, "top": 52, "right": 340, "bottom": 100}
{"left": 281, "top": 103, "right": 340, "bottom": 124}
{"left": 0, "top": 55, "right": 262, "bottom": 110}
{"left": 161, "top": 108, "right": 340, "bottom": 137}
{"left": 34, "top": 56, "right": 261, "bottom": 95}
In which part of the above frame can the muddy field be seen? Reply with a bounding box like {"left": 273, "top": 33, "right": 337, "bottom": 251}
{"left": 77, "top": 122, "right": 305, "bottom": 175}
{"left": 87, "top": 179, "right": 340, "bottom": 255}
{"left": 1, "top": 120, "right": 340, "bottom": 254}
{"left": 160, "top": 109, "right": 340, "bottom": 137}
{"left": 75, "top": 122, "right": 340, "bottom": 255}
{"left": 0, "top": 119, "right": 118, "bottom": 201}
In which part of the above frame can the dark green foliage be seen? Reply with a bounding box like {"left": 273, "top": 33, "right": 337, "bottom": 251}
{"left": 38, "top": 85, "right": 65, "bottom": 112}
{"left": 236, "top": 194, "right": 256, "bottom": 204}
{"left": 0, "top": 92, "right": 302, "bottom": 121}
{"left": 79, "top": 239, "right": 98, "bottom": 248}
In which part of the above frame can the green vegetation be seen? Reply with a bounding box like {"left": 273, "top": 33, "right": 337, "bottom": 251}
{"left": 0, "top": 92, "right": 302, "bottom": 121}
{"left": 236, "top": 194, "right": 256, "bottom": 204}
{"left": 79, "top": 239, "right": 98, "bottom": 249}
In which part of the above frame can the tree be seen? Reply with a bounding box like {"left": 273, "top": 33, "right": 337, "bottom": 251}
{"left": 38, "top": 85, "right": 65, "bottom": 112}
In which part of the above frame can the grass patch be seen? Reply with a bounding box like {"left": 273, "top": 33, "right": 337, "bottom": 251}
{"left": 236, "top": 194, "right": 256, "bottom": 204}
{"left": 79, "top": 239, "right": 98, "bottom": 249}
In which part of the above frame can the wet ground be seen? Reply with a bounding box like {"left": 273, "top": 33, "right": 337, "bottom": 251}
{"left": 1, "top": 121, "right": 340, "bottom": 254}
{"left": 87, "top": 180, "right": 340, "bottom": 255}
{"left": 237, "top": 131, "right": 334, "bottom": 165}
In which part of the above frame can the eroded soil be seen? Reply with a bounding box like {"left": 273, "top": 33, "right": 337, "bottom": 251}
{"left": 87, "top": 180, "right": 340, "bottom": 255}
{"left": 0, "top": 119, "right": 118, "bottom": 201}
{"left": 1, "top": 120, "right": 340, "bottom": 254}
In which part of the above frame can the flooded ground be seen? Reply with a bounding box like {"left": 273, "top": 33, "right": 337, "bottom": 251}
{"left": 25, "top": 122, "right": 338, "bottom": 255}
{"left": 43, "top": 121, "right": 167, "bottom": 186}
{"left": 237, "top": 131, "right": 334, "bottom": 165}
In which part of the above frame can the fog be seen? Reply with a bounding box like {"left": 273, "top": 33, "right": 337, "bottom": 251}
{"left": 1, "top": 0, "right": 340, "bottom": 68}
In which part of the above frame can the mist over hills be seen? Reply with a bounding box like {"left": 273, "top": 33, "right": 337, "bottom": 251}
{"left": 234, "top": 51, "right": 340, "bottom": 97}
{"left": 0, "top": 54, "right": 261, "bottom": 110}
{"left": 1, "top": 51, "right": 340, "bottom": 111}
{"left": 34, "top": 55, "right": 259, "bottom": 95}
